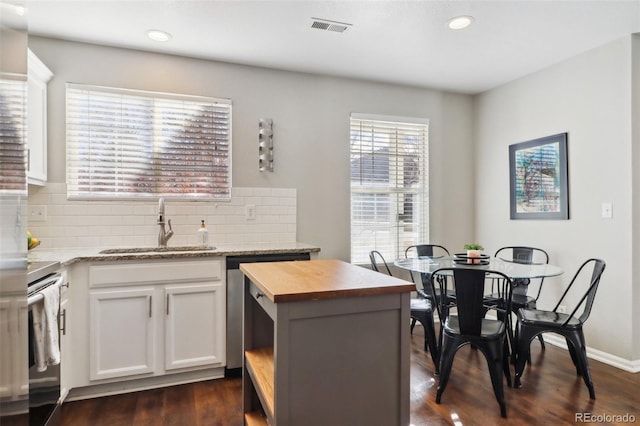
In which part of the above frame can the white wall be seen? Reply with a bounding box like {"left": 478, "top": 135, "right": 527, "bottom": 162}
{"left": 28, "top": 36, "right": 475, "bottom": 262}
{"left": 475, "top": 36, "right": 636, "bottom": 362}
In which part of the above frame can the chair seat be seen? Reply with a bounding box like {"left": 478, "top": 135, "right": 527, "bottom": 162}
{"left": 411, "top": 298, "right": 432, "bottom": 311}
{"left": 486, "top": 292, "right": 534, "bottom": 309}
{"left": 517, "top": 308, "right": 581, "bottom": 328}
{"left": 444, "top": 316, "right": 505, "bottom": 338}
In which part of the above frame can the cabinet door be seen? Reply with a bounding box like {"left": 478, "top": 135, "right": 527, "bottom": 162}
{"left": 164, "top": 283, "right": 225, "bottom": 371}
{"left": 89, "top": 288, "right": 155, "bottom": 381}
{"left": 0, "top": 299, "right": 12, "bottom": 397}
{"left": 27, "top": 50, "right": 53, "bottom": 186}
{"left": 59, "top": 295, "right": 69, "bottom": 395}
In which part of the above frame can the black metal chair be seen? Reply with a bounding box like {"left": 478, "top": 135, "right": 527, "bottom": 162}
{"left": 486, "top": 246, "right": 550, "bottom": 361}
{"left": 514, "top": 258, "right": 606, "bottom": 399}
{"left": 369, "top": 250, "right": 439, "bottom": 373}
{"left": 405, "top": 244, "right": 453, "bottom": 305}
{"left": 431, "top": 267, "right": 513, "bottom": 418}
{"left": 405, "top": 244, "right": 450, "bottom": 295}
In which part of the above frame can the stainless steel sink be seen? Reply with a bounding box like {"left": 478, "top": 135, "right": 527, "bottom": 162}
{"left": 99, "top": 245, "right": 216, "bottom": 254}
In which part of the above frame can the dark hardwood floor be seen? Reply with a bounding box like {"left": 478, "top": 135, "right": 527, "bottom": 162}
{"left": 62, "top": 327, "right": 638, "bottom": 425}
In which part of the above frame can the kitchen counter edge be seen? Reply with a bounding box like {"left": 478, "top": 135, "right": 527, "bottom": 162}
{"left": 29, "top": 243, "right": 321, "bottom": 267}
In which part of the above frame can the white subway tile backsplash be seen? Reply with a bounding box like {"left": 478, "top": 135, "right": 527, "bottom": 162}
{"left": 27, "top": 186, "right": 297, "bottom": 249}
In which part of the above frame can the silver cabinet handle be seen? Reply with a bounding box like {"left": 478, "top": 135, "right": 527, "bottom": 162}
{"left": 166, "top": 294, "right": 170, "bottom": 315}
{"left": 149, "top": 296, "right": 152, "bottom": 318}
{"left": 59, "top": 309, "right": 67, "bottom": 335}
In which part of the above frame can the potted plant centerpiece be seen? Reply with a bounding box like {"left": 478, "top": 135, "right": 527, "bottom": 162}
{"left": 464, "top": 243, "right": 484, "bottom": 264}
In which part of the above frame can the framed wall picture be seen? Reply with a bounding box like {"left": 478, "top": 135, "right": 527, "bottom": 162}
{"left": 509, "top": 133, "right": 569, "bottom": 220}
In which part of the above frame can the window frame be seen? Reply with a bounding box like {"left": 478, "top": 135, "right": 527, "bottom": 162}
{"left": 349, "top": 113, "right": 429, "bottom": 265}
{"left": 65, "top": 83, "right": 232, "bottom": 201}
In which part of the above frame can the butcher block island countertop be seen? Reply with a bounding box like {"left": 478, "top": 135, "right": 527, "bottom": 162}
{"left": 239, "top": 258, "right": 415, "bottom": 303}
{"left": 241, "top": 259, "right": 414, "bottom": 426}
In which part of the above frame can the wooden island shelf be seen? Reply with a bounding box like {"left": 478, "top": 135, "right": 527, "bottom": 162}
{"left": 241, "top": 259, "right": 414, "bottom": 426}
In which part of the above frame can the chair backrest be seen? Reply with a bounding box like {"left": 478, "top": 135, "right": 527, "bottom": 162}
{"left": 405, "top": 244, "right": 450, "bottom": 259}
{"left": 494, "top": 246, "right": 549, "bottom": 265}
{"left": 494, "top": 246, "right": 549, "bottom": 297}
{"left": 554, "top": 258, "right": 606, "bottom": 325}
{"left": 432, "top": 267, "right": 512, "bottom": 336}
{"left": 369, "top": 250, "right": 392, "bottom": 276}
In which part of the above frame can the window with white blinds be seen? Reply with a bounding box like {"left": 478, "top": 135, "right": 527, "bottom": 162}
{"left": 350, "top": 113, "right": 429, "bottom": 264}
{"left": 0, "top": 76, "right": 27, "bottom": 194}
{"left": 66, "top": 84, "right": 232, "bottom": 200}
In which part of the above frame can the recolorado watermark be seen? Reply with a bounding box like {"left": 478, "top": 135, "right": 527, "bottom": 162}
{"left": 576, "top": 412, "right": 636, "bottom": 423}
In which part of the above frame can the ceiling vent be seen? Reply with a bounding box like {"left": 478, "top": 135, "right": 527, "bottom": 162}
{"left": 311, "top": 18, "right": 352, "bottom": 33}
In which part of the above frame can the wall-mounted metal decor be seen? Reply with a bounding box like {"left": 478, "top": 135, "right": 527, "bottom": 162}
{"left": 259, "top": 118, "right": 273, "bottom": 172}
{"left": 509, "top": 132, "right": 569, "bottom": 220}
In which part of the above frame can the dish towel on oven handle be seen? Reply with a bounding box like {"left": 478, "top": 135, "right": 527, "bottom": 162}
{"left": 31, "top": 282, "right": 61, "bottom": 372}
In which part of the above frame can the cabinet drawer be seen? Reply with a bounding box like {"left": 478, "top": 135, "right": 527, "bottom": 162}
{"left": 248, "top": 281, "right": 275, "bottom": 319}
{"left": 90, "top": 260, "right": 222, "bottom": 288}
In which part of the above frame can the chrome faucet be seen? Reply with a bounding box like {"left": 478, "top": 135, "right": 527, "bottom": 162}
{"left": 157, "top": 198, "right": 173, "bottom": 248}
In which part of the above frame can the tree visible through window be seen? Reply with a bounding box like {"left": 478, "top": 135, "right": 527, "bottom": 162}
{"left": 350, "top": 114, "right": 429, "bottom": 264}
{"left": 66, "top": 84, "right": 231, "bottom": 200}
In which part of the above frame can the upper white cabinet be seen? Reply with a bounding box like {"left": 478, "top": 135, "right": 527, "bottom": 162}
{"left": 27, "top": 50, "right": 53, "bottom": 186}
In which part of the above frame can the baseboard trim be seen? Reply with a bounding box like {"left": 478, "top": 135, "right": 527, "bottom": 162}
{"left": 65, "top": 367, "right": 225, "bottom": 401}
{"left": 541, "top": 334, "right": 639, "bottom": 373}
{"left": 412, "top": 320, "right": 639, "bottom": 373}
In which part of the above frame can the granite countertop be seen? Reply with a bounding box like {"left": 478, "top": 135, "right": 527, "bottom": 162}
{"left": 28, "top": 242, "right": 321, "bottom": 267}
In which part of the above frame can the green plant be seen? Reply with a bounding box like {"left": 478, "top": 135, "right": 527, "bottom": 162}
{"left": 464, "top": 243, "right": 484, "bottom": 251}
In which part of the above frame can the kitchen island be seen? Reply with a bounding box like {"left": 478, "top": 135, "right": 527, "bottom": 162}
{"left": 241, "top": 259, "right": 414, "bottom": 426}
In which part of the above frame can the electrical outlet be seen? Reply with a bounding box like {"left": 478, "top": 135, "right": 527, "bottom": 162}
{"left": 30, "top": 205, "right": 47, "bottom": 222}
{"left": 245, "top": 204, "right": 256, "bottom": 220}
{"left": 557, "top": 305, "right": 567, "bottom": 314}
{"left": 601, "top": 202, "right": 612, "bottom": 219}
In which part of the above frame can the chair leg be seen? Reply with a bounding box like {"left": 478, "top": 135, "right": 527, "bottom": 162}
{"left": 435, "top": 334, "right": 456, "bottom": 404}
{"left": 537, "top": 334, "right": 546, "bottom": 349}
{"left": 410, "top": 318, "right": 417, "bottom": 334}
{"left": 566, "top": 332, "right": 596, "bottom": 399}
{"left": 566, "top": 338, "right": 582, "bottom": 376}
{"left": 423, "top": 315, "right": 440, "bottom": 374}
{"left": 482, "top": 339, "right": 508, "bottom": 418}
{"left": 514, "top": 324, "right": 536, "bottom": 388}
{"left": 502, "top": 337, "right": 512, "bottom": 388}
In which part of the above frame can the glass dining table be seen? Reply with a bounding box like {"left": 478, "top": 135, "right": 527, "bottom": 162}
{"left": 394, "top": 256, "right": 564, "bottom": 280}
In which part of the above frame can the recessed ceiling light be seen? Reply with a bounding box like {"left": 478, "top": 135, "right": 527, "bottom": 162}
{"left": 146, "top": 29, "right": 172, "bottom": 42}
{"left": 448, "top": 15, "right": 474, "bottom": 30}
{"left": 14, "top": 5, "right": 25, "bottom": 16}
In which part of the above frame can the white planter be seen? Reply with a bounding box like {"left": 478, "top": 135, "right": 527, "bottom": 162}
{"left": 466, "top": 249, "right": 483, "bottom": 264}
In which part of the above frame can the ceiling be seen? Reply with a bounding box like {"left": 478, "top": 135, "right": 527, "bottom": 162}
{"left": 26, "top": 0, "right": 640, "bottom": 94}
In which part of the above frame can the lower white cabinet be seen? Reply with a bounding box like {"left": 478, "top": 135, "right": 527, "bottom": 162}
{"left": 164, "top": 284, "right": 224, "bottom": 371}
{"left": 67, "top": 258, "right": 225, "bottom": 392}
{"left": 89, "top": 287, "right": 156, "bottom": 381}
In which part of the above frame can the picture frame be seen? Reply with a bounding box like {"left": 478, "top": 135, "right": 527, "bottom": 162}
{"left": 509, "top": 133, "right": 569, "bottom": 220}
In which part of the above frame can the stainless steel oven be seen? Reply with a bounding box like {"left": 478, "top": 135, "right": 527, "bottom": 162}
{"left": 27, "top": 262, "right": 62, "bottom": 426}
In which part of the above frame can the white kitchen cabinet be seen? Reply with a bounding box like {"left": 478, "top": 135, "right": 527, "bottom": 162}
{"left": 66, "top": 258, "right": 225, "bottom": 396}
{"left": 89, "top": 287, "right": 156, "bottom": 381}
{"left": 58, "top": 287, "right": 70, "bottom": 398}
{"left": 164, "top": 283, "right": 224, "bottom": 371}
{"left": 0, "top": 297, "right": 28, "bottom": 401}
{"left": 27, "top": 50, "right": 53, "bottom": 186}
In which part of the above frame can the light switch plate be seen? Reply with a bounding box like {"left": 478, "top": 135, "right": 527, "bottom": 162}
{"left": 601, "top": 202, "right": 612, "bottom": 219}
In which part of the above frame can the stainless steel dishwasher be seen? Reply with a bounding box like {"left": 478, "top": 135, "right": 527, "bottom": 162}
{"left": 225, "top": 253, "right": 310, "bottom": 375}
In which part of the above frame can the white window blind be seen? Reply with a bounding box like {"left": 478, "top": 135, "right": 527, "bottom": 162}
{"left": 350, "top": 113, "right": 429, "bottom": 264}
{"left": 0, "top": 76, "right": 27, "bottom": 194}
{"left": 66, "top": 84, "right": 232, "bottom": 200}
